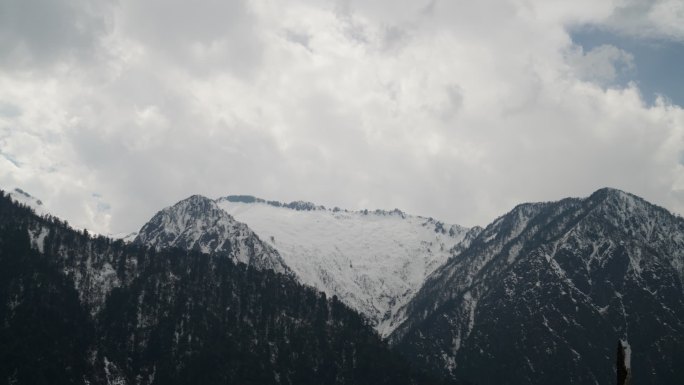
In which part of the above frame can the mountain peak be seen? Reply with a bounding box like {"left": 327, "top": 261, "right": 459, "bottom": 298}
{"left": 134, "top": 195, "right": 290, "bottom": 274}
{"left": 175, "top": 193, "right": 216, "bottom": 208}
{"left": 584, "top": 187, "right": 672, "bottom": 218}
{"left": 584, "top": 188, "right": 682, "bottom": 243}
{"left": 588, "top": 187, "right": 639, "bottom": 203}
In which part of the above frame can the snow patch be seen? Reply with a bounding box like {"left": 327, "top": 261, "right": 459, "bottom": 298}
{"left": 507, "top": 242, "right": 522, "bottom": 263}
{"left": 621, "top": 339, "right": 631, "bottom": 368}
{"left": 462, "top": 291, "right": 477, "bottom": 337}
{"left": 29, "top": 226, "right": 49, "bottom": 253}
{"left": 103, "top": 357, "right": 127, "bottom": 385}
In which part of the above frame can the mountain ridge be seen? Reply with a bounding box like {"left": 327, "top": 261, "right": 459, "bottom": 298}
{"left": 5, "top": 185, "right": 683, "bottom": 384}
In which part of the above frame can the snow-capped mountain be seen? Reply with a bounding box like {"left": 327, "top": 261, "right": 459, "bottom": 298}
{"left": 134, "top": 194, "right": 475, "bottom": 337}
{"left": 393, "top": 188, "right": 684, "bottom": 385}
{"left": 217, "top": 196, "right": 476, "bottom": 336}
{"left": 134, "top": 195, "right": 290, "bottom": 275}
{"left": 5, "top": 185, "right": 683, "bottom": 384}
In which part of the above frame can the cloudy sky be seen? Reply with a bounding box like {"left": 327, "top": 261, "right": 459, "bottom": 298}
{"left": 1, "top": 0, "right": 683, "bottom": 234}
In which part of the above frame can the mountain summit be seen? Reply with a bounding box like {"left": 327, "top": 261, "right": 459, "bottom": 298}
{"left": 134, "top": 195, "right": 290, "bottom": 274}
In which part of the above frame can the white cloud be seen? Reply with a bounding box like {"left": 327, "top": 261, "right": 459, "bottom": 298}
{"left": 0, "top": 0, "right": 682, "bottom": 234}
{"left": 567, "top": 44, "right": 635, "bottom": 85}
{"left": 597, "top": 0, "right": 684, "bottom": 42}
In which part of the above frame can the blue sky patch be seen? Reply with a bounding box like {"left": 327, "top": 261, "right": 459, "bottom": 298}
{"left": 570, "top": 27, "right": 684, "bottom": 107}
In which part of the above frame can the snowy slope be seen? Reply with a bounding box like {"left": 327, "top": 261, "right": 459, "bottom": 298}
{"left": 7, "top": 188, "right": 55, "bottom": 254}
{"left": 108, "top": 231, "right": 138, "bottom": 243}
{"left": 7, "top": 188, "right": 48, "bottom": 216}
{"left": 216, "top": 196, "right": 475, "bottom": 337}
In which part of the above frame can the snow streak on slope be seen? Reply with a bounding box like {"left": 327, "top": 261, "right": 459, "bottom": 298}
{"left": 216, "top": 197, "right": 473, "bottom": 337}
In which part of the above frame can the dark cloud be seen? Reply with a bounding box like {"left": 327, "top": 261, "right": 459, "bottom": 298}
{"left": 0, "top": 102, "right": 21, "bottom": 118}
{"left": 284, "top": 30, "right": 312, "bottom": 51}
{"left": 0, "top": 0, "right": 108, "bottom": 69}
{"left": 118, "top": 0, "right": 263, "bottom": 76}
